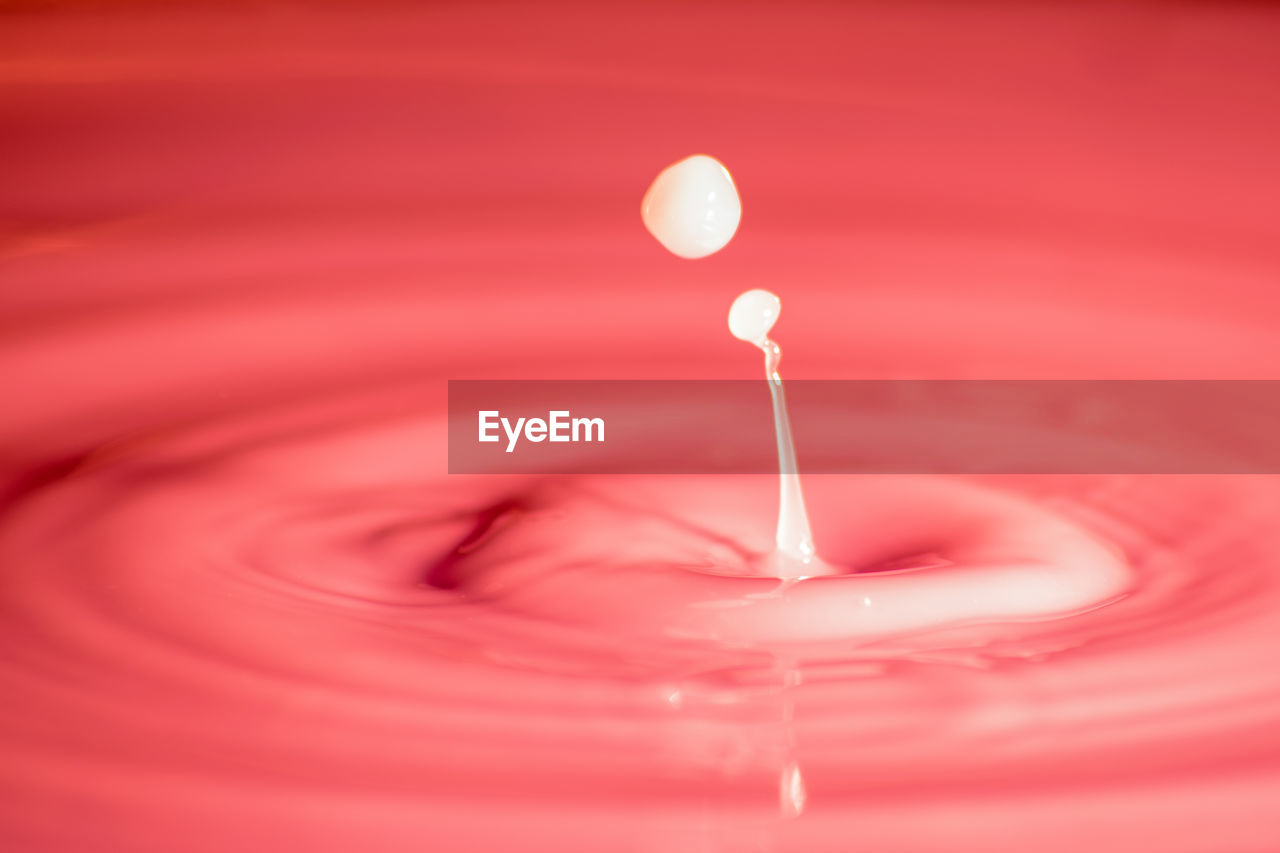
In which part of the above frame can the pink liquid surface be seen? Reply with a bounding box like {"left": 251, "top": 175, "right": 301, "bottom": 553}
{"left": 3, "top": 3, "right": 1280, "bottom": 851}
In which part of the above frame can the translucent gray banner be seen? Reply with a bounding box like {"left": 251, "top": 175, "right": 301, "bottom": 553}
{"left": 448, "top": 380, "right": 1280, "bottom": 474}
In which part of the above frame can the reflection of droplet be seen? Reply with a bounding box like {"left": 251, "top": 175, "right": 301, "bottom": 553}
{"left": 780, "top": 760, "right": 807, "bottom": 819}
{"left": 641, "top": 154, "right": 741, "bottom": 259}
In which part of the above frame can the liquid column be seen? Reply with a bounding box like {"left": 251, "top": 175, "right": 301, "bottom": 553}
{"left": 728, "top": 289, "right": 819, "bottom": 577}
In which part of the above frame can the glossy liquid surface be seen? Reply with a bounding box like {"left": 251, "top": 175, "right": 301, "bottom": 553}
{"left": 3, "top": 3, "right": 1280, "bottom": 851}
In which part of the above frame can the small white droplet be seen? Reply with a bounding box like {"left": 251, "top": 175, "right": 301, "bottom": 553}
{"left": 727, "top": 288, "right": 781, "bottom": 347}
{"left": 641, "top": 154, "right": 742, "bottom": 259}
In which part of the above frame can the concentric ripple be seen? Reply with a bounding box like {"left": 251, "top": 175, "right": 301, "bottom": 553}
{"left": 5, "top": 2, "right": 1280, "bottom": 851}
{"left": 6, "top": 371, "right": 1280, "bottom": 851}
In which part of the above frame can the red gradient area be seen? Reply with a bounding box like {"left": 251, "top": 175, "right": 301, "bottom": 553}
{"left": 3, "top": 3, "right": 1280, "bottom": 852}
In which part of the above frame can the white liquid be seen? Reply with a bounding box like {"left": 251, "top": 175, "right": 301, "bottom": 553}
{"left": 728, "top": 289, "right": 818, "bottom": 576}
{"left": 641, "top": 154, "right": 742, "bottom": 259}
{"left": 642, "top": 153, "right": 815, "bottom": 577}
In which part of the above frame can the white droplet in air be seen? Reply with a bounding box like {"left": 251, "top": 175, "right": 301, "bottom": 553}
{"left": 641, "top": 154, "right": 742, "bottom": 259}
{"left": 727, "top": 288, "right": 781, "bottom": 347}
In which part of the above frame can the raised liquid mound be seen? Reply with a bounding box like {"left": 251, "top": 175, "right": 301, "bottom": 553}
{"left": 6, "top": 344, "right": 1280, "bottom": 852}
